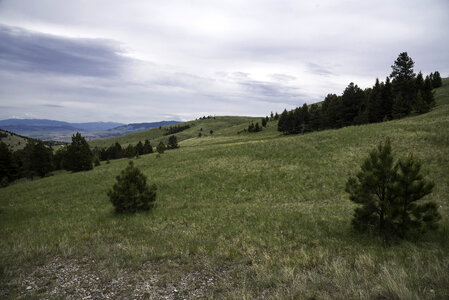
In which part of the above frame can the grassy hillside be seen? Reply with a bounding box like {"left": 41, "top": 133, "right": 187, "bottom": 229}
{"left": 0, "top": 130, "right": 29, "bottom": 151}
{"left": 89, "top": 116, "right": 261, "bottom": 148}
{"left": 1, "top": 80, "right": 448, "bottom": 299}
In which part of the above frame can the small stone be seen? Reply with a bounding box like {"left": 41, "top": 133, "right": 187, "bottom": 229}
{"left": 26, "top": 286, "right": 32, "bottom": 290}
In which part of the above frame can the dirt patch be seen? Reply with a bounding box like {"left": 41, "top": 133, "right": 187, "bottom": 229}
{"left": 4, "top": 257, "right": 229, "bottom": 299}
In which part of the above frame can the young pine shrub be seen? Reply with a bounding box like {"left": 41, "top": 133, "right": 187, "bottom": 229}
{"left": 346, "top": 137, "right": 440, "bottom": 239}
{"left": 108, "top": 161, "right": 157, "bottom": 213}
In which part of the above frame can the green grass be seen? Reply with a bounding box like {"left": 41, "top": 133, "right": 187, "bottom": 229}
{"left": 88, "top": 116, "right": 261, "bottom": 148}
{"left": 1, "top": 80, "right": 449, "bottom": 298}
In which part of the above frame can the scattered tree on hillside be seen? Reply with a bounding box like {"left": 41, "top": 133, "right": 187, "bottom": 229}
{"left": 143, "top": 139, "right": 153, "bottom": 154}
{"left": 157, "top": 141, "right": 166, "bottom": 154}
{"left": 0, "top": 142, "right": 18, "bottom": 186}
{"left": 345, "top": 138, "right": 440, "bottom": 238}
{"left": 108, "top": 161, "right": 157, "bottom": 213}
{"left": 167, "top": 135, "right": 179, "bottom": 149}
{"left": 277, "top": 53, "right": 440, "bottom": 135}
{"left": 64, "top": 132, "right": 93, "bottom": 172}
{"left": 22, "top": 141, "right": 53, "bottom": 178}
{"left": 390, "top": 52, "right": 416, "bottom": 114}
{"left": 164, "top": 124, "right": 190, "bottom": 135}
{"left": 430, "top": 71, "right": 442, "bottom": 88}
{"left": 135, "top": 141, "right": 144, "bottom": 155}
{"left": 124, "top": 144, "right": 136, "bottom": 158}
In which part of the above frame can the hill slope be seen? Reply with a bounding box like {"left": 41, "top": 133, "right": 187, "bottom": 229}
{"left": 88, "top": 116, "right": 262, "bottom": 148}
{"left": 1, "top": 79, "right": 448, "bottom": 299}
{"left": 0, "top": 129, "right": 29, "bottom": 151}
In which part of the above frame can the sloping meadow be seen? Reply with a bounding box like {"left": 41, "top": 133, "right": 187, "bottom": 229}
{"left": 1, "top": 81, "right": 448, "bottom": 298}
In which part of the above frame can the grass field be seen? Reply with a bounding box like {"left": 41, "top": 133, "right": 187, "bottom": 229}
{"left": 1, "top": 79, "right": 448, "bottom": 299}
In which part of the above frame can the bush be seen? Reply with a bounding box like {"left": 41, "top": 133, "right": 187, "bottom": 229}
{"left": 167, "top": 135, "right": 179, "bottom": 149}
{"left": 345, "top": 138, "right": 440, "bottom": 238}
{"left": 108, "top": 161, "right": 157, "bottom": 213}
{"left": 156, "top": 141, "right": 165, "bottom": 154}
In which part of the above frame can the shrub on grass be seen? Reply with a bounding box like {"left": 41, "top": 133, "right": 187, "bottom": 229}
{"left": 157, "top": 141, "right": 165, "bottom": 154}
{"left": 108, "top": 161, "right": 157, "bottom": 213}
{"left": 167, "top": 135, "right": 179, "bottom": 149}
{"left": 345, "top": 137, "right": 440, "bottom": 239}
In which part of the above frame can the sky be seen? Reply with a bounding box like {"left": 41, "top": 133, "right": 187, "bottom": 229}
{"left": 0, "top": 0, "right": 448, "bottom": 123}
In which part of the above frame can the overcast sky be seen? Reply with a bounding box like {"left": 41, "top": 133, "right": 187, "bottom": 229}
{"left": 0, "top": 0, "right": 448, "bottom": 123}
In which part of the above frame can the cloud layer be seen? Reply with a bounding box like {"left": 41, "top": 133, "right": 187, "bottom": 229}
{"left": 0, "top": 0, "right": 448, "bottom": 122}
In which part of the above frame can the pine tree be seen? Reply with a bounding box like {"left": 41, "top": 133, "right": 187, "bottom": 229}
{"left": 261, "top": 117, "right": 267, "bottom": 127}
{"left": 415, "top": 72, "right": 424, "bottom": 91}
{"left": 390, "top": 154, "right": 440, "bottom": 237}
{"left": 431, "top": 71, "right": 442, "bottom": 88}
{"left": 340, "top": 83, "right": 365, "bottom": 127}
{"left": 367, "top": 79, "right": 384, "bottom": 123}
{"left": 22, "top": 141, "right": 53, "bottom": 178}
{"left": 381, "top": 77, "right": 394, "bottom": 120}
{"left": 0, "top": 141, "right": 18, "bottom": 185}
{"left": 167, "top": 135, "right": 179, "bottom": 149}
{"left": 143, "top": 139, "right": 153, "bottom": 154}
{"left": 390, "top": 52, "right": 416, "bottom": 114}
{"left": 135, "top": 141, "right": 144, "bottom": 155}
{"left": 277, "top": 109, "right": 289, "bottom": 133}
{"left": 412, "top": 91, "right": 429, "bottom": 114}
{"left": 392, "top": 93, "right": 409, "bottom": 119}
{"left": 423, "top": 76, "right": 435, "bottom": 108}
{"left": 308, "top": 104, "right": 321, "bottom": 131}
{"left": 346, "top": 138, "right": 440, "bottom": 238}
{"left": 65, "top": 132, "right": 93, "bottom": 172}
{"left": 156, "top": 141, "right": 165, "bottom": 154}
{"left": 346, "top": 138, "right": 397, "bottom": 234}
{"left": 125, "top": 144, "right": 136, "bottom": 158}
{"left": 108, "top": 161, "right": 157, "bottom": 213}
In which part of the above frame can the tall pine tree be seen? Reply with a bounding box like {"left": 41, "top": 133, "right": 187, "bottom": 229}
{"left": 65, "top": 133, "right": 93, "bottom": 172}
{"left": 390, "top": 52, "right": 416, "bottom": 115}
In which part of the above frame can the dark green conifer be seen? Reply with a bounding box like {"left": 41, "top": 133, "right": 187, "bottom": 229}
{"left": 431, "top": 71, "right": 442, "bottom": 88}
{"left": 156, "top": 141, "right": 165, "bottom": 154}
{"left": 390, "top": 154, "right": 440, "bottom": 237}
{"left": 108, "top": 161, "right": 157, "bottom": 213}
{"left": 346, "top": 138, "right": 440, "bottom": 238}
{"left": 0, "top": 142, "right": 18, "bottom": 185}
{"left": 65, "top": 132, "right": 93, "bottom": 172}
{"left": 346, "top": 138, "right": 396, "bottom": 234}
{"left": 143, "top": 139, "right": 153, "bottom": 154}
{"left": 135, "top": 141, "right": 144, "bottom": 155}
{"left": 167, "top": 135, "right": 179, "bottom": 149}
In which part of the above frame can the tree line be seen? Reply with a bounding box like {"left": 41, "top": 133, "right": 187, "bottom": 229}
{"left": 164, "top": 124, "right": 190, "bottom": 135}
{"left": 278, "top": 52, "right": 442, "bottom": 135}
{"left": 0, "top": 132, "right": 180, "bottom": 186}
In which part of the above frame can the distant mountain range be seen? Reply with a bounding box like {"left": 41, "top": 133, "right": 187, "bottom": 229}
{"left": 0, "top": 119, "right": 179, "bottom": 142}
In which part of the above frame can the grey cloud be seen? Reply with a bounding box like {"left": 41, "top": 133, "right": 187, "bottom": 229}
{"left": 271, "top": 73, "right": 296, "bottom": 82}
{"left": 307, "top": 63, "right": 334, "bottom": 76}
{"left": 42, "top": 104, "right": 64, "bottom": 108}
{"left": 238, "top": 79, "right": 307, "bottom": 106}
{"left": 0, "top": 24, "right": 128, "bottom": 77}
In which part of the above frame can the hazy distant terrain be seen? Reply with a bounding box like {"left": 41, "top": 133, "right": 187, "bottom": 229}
{"left": 0, "top": 119, "right": 179, "bottom": 142}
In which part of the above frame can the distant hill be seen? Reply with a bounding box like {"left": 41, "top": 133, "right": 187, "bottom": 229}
{"left": 0, "top": 119, "right": 179, "bottom": 142}
{"left": 0, "top": 129, "right": 30, "bottom": 151}
{"left": 0, "top": 119, "right": 124, "bottom": 132}
{"left": 88, "top": 116, "right": 260, "bottom": 148}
